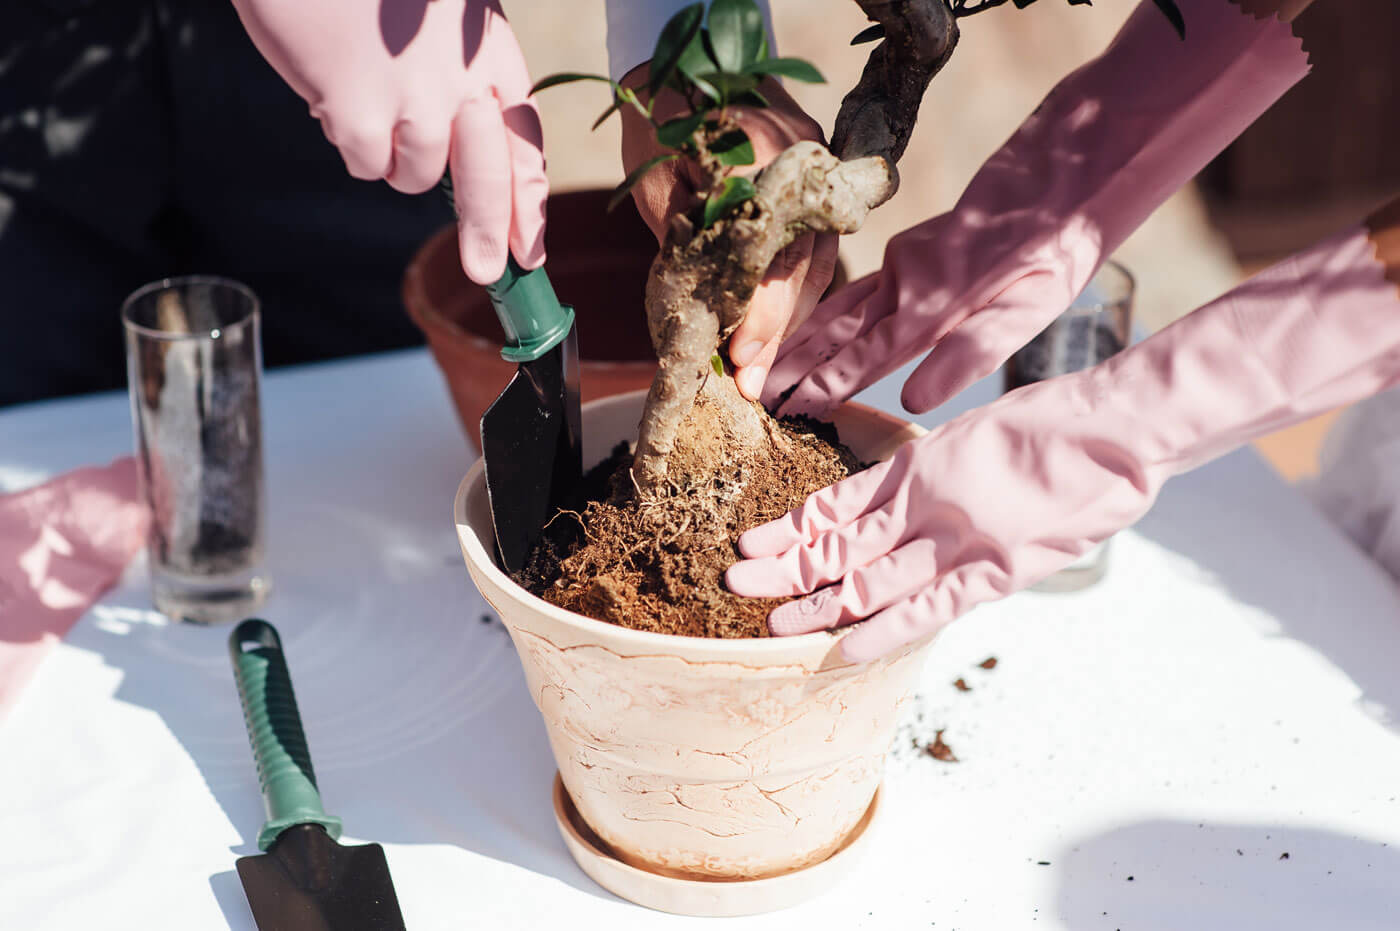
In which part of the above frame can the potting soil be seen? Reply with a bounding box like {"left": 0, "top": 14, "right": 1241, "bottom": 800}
{"left": 518, "top": 399, "right": 859, "bottom": 638}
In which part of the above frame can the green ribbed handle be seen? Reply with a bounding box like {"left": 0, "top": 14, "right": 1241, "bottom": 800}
{"left": 229, "top": 619, "right": 342, "bottom": 851}
{"left": 439, "top": 173, "right": 573, "bottom": 362}
{"left": 484, "top": 256, "right": 575, "bottom": 363}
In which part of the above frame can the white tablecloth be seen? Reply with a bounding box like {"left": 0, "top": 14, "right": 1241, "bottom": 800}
{"left": 3, "top": 349, "right": 1399, "bottom": 930}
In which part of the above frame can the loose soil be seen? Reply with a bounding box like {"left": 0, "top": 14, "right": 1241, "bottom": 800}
{"left": 518, "top": 390, "right": 860, "bottom": 638}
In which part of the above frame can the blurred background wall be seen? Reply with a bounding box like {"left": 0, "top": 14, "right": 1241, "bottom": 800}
{"left": 507, "top": 0, "right": 1398, "bottom": 479}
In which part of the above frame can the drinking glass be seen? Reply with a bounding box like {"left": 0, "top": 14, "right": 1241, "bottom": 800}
{"left": 122, "top": 276, "right": 270, "bottom": 623}
{"left": 1003, "top": 261, "right": 1135, "bottom": 592}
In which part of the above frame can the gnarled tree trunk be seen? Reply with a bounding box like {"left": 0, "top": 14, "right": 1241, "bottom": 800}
{"left": 631, "top": 0, "right": 959, "bottom": 493}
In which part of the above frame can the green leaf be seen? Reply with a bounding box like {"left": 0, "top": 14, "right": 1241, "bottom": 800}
{"left": 701, "top": 175, "right": 756, "bottom": 228}
{"left": 674, "top": 32, "right": 722, "bottom": 102}
{"left": 656, "top": 112, "right": 706, "bottom": 149}
{"left": 707, "top": 0, "right": 766, "bottom": 72}
{"left": 648, "top": 4, "right": 705, "bottom": 95}
{"left": 710, "top": 354, "right": 725, "bottom": 378}
{"left": 710, "top": 128, "right": 755, "bottom": 166}
{"left": 608, "top": 154, "right": 679, "bottom": 212}
{"left": 1151, "top": 0, "right": 1185, "bottom": 38}
{"left": 850, "top": 24, "right": 885, "bottom": 45}
{"left": 695, "top": 71, "right": 759, "bottom": 100}
{"left": 744, "top": 57, "right": 825, "bottom": 83}
{"left": 530, "top": 72, "right": 614, "bottom": 95}
{"left": 732, "top": 88, "right": 770, "bottom": 109}
{"left": 590, "top": 100, "right": 622, "bottom": 131}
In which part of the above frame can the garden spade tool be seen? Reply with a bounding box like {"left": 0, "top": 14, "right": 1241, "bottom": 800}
{"left": 478, "top": 256, "right": 583, "bottom": 574}
{"left": 229, "top": 619, "right": 405, "bottom": 931}
{"left": 439, "top": 177, "right": 582, "bottom": 574}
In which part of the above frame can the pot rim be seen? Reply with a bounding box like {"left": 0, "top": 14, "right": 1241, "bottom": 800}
{"left": 454, "top": 390, "right": 924, "bottom": 663}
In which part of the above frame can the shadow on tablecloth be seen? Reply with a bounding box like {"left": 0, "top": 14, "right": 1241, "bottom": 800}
{"left": 66, "top": 494, "right": 616, "bottom": 928}
{"left": 1055, "top": 819, "right": 1400, "bottom": 930}
{"left": 1136, "top": 450, "right": 1400, "bottom": 735}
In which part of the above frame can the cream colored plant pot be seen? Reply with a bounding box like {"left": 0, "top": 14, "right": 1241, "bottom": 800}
{"left": 454, "top": 390, "right": 934, "bottom": 883}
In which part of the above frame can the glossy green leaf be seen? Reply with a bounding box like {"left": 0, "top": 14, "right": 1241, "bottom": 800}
{"left": 674, "top": 32, "right": 722, "bottom": 102}
{"left": 530, "top": 72, "right": 614, "bottom": 95}
{"left": 744, "top": 57, "right": 824, "bottom": 83}
{"left": 710, "top": 129, "right": 755, "bottom": 166}
{"left": 707, "top": 0, "right": 766, "bottom": 72}
{"left": 710, "top": 354, "right": 725, "bottom": 378}
{"left": 648, "top": 4, "right": 705, "bottom": 95}
{"left": 701, "top": 175, "right": 756, "bottom": 228}
{"left": 695, "top": 71, "right": 759, "bottom": 100}
{"left": 1152, "top": 0, "right": 1185, "bottom": 38}
{"left": 608, "top": 154, "right": 679, "bottom": 212}
{"left": 850, "top": 24, "right": 885, "bottom": 45}
{"left": 656, "top": 112, "right": 706, "bottom": 149}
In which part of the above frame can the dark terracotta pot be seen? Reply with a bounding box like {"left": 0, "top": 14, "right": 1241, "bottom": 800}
{"left": 402, "top": 188, "right": 845, "bottom": 451}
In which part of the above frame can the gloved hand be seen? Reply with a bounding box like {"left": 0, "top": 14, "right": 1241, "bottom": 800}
{"left": 764, "top": 0, "right": 1311, "bottom": 418}
{"left": 229, "top": 0, "right": 547, "bottom": 284}
{"left": 620, "top": 67, "right": 838, "bottom": 401}
{"left": 728, "top": 211, "right": 1400, "bottom": 662}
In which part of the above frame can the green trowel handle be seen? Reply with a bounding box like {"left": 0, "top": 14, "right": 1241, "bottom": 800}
{"left": 228, "top": 619, "right": 342, "bottom": 851}
{"left": 439, "top": 174, "right": 571, "bottom": 363}
{"left": 485, "top": 256, "right": 575, "bottom": 363}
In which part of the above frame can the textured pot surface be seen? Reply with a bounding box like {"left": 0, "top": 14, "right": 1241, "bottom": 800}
{"left": 455, "top": 390, "right": 933, "bottom": 881}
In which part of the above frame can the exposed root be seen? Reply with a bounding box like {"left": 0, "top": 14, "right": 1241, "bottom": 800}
{"left": 632, "top": 0, "right": 958, "bottom": 491}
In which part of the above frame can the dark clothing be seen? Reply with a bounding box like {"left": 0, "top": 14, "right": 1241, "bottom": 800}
{"left": 0, "top": 0, "right": 452, "bottom": 407}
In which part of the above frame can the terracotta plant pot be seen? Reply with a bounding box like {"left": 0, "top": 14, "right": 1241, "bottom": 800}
{"left": 454, "top": 390, "right": 936, "bottom": 911}
{"left": 403, "top": 189, "right": 846, "bottom": 451}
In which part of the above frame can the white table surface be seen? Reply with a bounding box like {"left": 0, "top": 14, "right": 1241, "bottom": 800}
{"left": 3, "top": 348, "right": 1399, "bottom": 931}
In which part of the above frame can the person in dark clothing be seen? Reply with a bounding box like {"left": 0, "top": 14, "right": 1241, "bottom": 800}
{"left": 0, "top": 0, "right": 455, "bottom": 407}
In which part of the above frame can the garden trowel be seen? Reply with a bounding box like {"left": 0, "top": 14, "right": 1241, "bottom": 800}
{"left": 439, "top": 176, "right": 582, "bottom": 574}
{"left": 229, "top": 619, "right": 406, "bottom": 931}
{"left": 478, "top": 256, "right": 583, "bottom": 574}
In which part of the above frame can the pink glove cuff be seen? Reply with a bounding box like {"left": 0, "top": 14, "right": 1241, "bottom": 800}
{"left": 768, "top": 0, "right": 1311, "bottom": 419}
{"left": 1103, "top": 223, "right": 1400, "bottom": 475}
{"left": 1053, "top": 0, "right": 1311, "bottom": 251}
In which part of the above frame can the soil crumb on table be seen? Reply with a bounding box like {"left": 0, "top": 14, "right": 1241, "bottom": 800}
{"left": 926, "top": 729, "right": 959, "bottom": 763}
{"left": 517, "top": 404, "right": 859, "bottom": 639}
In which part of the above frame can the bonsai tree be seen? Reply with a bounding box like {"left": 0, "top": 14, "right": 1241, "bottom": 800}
{"left": 538, "top": 0, "right": 1184, "bottom": 497}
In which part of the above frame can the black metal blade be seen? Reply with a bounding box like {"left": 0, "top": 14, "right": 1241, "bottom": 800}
{"left": 481, "top": 328, "right": 583, "bottom": 574}
{"left": 236, "top": 824, "right": 405, "bottom": 931}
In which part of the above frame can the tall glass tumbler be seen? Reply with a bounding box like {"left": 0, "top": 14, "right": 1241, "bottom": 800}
{"left": 1003, "top": 261, "right": 1135, "bottom": 592}
{"left": 122, "top": 276, "right": 270, "bottom": 623}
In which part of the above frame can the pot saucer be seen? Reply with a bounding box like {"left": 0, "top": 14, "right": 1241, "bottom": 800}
{"left": 551, "top": 773, "right": 882, "bottom": 917}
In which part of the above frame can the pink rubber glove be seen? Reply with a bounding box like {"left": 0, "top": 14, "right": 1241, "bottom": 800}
{"left": 229, "top": 0, "right": 547, "bottom": 283}
{"left": 728, "top": 213, "right": 1400, "bottom": 662}
{"left": 765, "top": 0, "right": 1310, "bottom": 418}
{"left": 1, "top": 458, "right": 150, "bottom": 718}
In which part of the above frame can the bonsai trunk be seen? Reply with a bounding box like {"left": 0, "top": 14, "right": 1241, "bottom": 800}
{"left": 632, "top": 0, "right": 959, "bottom": 493}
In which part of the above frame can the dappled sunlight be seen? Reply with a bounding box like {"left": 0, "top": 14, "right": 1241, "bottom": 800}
{"left": 89, "top": 603, "right": 169, "bottom": 636}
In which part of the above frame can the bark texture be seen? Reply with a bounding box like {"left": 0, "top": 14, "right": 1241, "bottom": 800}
{"left": 631, "top": 0, "right": 959, "bottom": 490}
